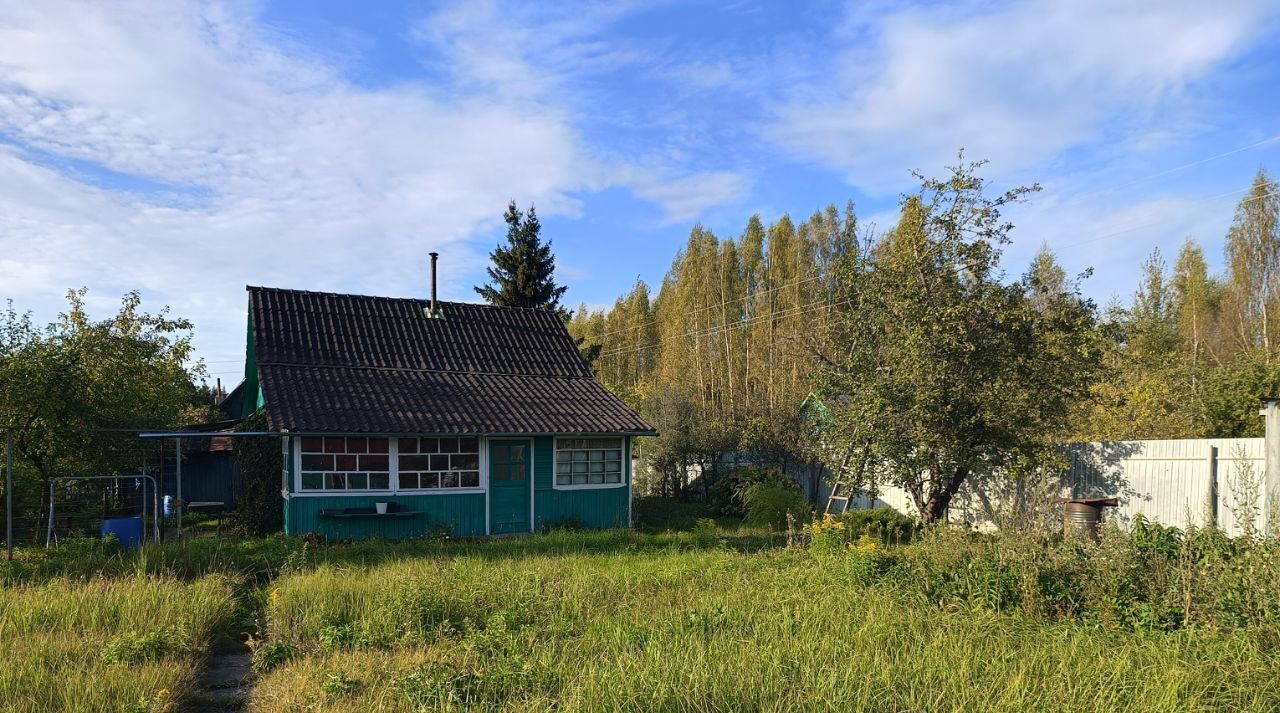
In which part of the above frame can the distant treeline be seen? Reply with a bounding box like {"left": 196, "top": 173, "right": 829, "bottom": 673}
{"left": 569, "top": 169, "right": 1280, "bottom": 490}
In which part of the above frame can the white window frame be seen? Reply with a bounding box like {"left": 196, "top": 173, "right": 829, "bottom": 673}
{"left": 292, "top": 435, "right": 488, "bottom": 497}
{"left": 552, "top": 436, "right": 627, "bottom": 490}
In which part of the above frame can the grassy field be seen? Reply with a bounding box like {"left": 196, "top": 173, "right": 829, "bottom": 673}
{"left": 250, "top": 543, "right": 1278, "bottom": 712}
{"left": 0, "top": 575, "right": 235, "bottom": 713}
{"left": 0, "top": 502, "right": 1278, "bottom": 712}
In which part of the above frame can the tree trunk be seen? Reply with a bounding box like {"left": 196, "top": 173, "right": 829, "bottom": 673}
{"left": 919, "top": 467, "right": 969, "bottom": 524}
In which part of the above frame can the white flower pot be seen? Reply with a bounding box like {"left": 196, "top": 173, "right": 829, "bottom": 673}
{"left": 375, "top": 502, "right": 389, "bottom": 515}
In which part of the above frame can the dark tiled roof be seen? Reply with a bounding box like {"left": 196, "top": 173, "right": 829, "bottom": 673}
{"left": 248, "top": 286, "right": 654, "bottom": 435}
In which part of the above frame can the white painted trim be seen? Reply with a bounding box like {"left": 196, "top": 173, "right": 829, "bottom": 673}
{"left": 550, "top": 436, "right": 627, "bottom": 490}
{"left": 292, "top": 435, "right": 487, "bottom": 497}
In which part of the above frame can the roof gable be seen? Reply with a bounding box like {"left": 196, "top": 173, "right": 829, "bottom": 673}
{"left": 247, "top": 286, "right": 654, "bottom": 435}
{"left": 249, "top": 286, "right": 590, "bottom": 378}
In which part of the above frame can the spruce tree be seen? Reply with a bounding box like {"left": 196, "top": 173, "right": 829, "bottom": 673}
{"left": 475, "top": 201, "right": 569, "bottom": 313}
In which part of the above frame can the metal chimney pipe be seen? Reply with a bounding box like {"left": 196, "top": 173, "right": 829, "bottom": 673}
{"left": 429, "top": 252, "right": 439, "bottom": 315}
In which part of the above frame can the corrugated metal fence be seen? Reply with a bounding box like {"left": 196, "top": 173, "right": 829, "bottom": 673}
{"left": 868, "top": 439, "right": 1272, "bottom": 536}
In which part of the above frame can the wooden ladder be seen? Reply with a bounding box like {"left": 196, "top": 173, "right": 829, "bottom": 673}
{"left": 823, "top": 448, "right": 857, "bottom": 516}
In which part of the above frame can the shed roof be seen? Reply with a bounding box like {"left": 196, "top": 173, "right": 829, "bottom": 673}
{"left": 248, "top": 286, "right": 655, "bottom": 435}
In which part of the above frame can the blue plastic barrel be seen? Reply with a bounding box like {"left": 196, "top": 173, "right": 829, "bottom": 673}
{"left": 102, "top": 517, "right": 143, "bottom": 549}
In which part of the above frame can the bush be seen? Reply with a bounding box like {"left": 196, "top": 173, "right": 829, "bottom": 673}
{"left": 742, "top": 483, "right": 810, "bottom": 531}
{"left": 230, "top": 410, "right": 284, "bottom": 536}
{"left": 840, "top": 508, "right": 917, "bottom": 544}
{"left": 708, "top": 467, "right": 802, "bottom": 517}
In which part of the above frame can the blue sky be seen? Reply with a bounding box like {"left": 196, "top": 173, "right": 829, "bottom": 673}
{"left": 1, "top": 0, "right": 1279, "bottom": 386}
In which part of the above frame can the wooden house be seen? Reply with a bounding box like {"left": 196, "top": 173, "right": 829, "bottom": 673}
{"left": 239, "top": 285, "right": 655, "bottom": 539}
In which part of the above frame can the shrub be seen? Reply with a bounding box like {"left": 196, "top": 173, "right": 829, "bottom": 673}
{"left": 742, "top": 483, "right": 810, "bottom": 531}
{"left": 230, "top": 411, "right": 284, "bottom": 536}
{"left": 708, "top": 467, "right": 802, "bottom": 517}
{"left": 101, "top": 627, "right": 192, "bottom": 664}
{"left": 840, "top": 507, "right": 917, "bottom": 544}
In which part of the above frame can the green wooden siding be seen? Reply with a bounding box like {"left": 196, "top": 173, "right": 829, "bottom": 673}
{"left": 285, "top": 493, "right": 486, "bottom": 539}
{"left": 532, "top": 436, "right": 631, "bottom": 530}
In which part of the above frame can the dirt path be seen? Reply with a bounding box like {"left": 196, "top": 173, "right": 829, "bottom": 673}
{"left": 186, "top": 646, "right": 253, "bottom": 712}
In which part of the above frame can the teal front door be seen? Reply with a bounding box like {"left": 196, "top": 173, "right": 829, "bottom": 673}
{"left": 489, "top": 439, "right": 531, "bottom": 534}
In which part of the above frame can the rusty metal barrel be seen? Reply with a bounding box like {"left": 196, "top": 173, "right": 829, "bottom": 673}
{"left": 1053, "top": 497, "right": 1119, "bottom": 541}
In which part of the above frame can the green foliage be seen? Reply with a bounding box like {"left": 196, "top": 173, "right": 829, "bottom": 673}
{"left": 101, "top": 627, "right": 193, "bottom": 664}
{"left": 229, "top": 410, "right": 283, "bottom": 536}
{"left": 707, "top": 466, "right": 801, "bottom": 517}
{"left": 250, "top": 638, "right": 297, "bottom": 674}
{"left": 0, "top": 290, "right": 211, "bottom": 536}
{"left": 839, "top": 507, "right": 917, "bottom": 544}
{"left": 742, "top": 482, "right": 810, "bottom": 530}
{"left": 818, "top": 158, "right": 1099, "bottom": 522}
{"left": 474, "top": 201, "right": 568, "bottom": 314}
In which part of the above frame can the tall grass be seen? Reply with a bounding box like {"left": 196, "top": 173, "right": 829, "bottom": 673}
{"left": 252, "top": 543, "right": 1280, "bottom": 712}
{"left": 0, "top": 575, "right": 235, "bottom": 713}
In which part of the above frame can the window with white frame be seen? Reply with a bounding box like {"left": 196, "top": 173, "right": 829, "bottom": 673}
{"left": 397, "top": 437, "right": 481, "bottom": 490}
{"left": 555, "top": 437, "right": 623, "bottom": 486}
{"left": 299, "top": 437, "right": 391, "bottom": 491}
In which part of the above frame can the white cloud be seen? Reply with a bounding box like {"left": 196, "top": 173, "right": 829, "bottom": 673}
{"left": 0, "top": 0, "right": 744, "bottom": 376}
{"left": 768, "top": 0, "right": 1275, "bottom": 192}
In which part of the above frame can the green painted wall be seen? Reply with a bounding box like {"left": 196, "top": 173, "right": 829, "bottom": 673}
{"left": 285, "top": 493, "right": 486, "bottom": 539}
{"left": 242, "top": 309, "right": 261, "bottom": 418}
{"left": 532, "top": 436, "right": 631, "bottom": 530}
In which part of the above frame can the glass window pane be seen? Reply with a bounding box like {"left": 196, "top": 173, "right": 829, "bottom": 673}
{"left": 360, "top": 454, "right": 389, "bottom": 472}
{"left": 573, "top": 451, "right": 588, "bottom": 462}
{"left": 572, "top": 462, "right": 588, "bottom": 474}
{"left": 369, "top": 473, "right": 389, "bottom": 490}
{"left": 347, "top": 473, "right": 368, "bottom": 490}
{"left": 302, "top": 454, "right": 333, "bottom": 471}
{"left": 556, "top": 463, "right": 569, "bottom": 475}
{"left": 451, "top": 453, "right": 479, "bottom": 470}
{"left": 324, "top": 437, "right": 345, "bottom": 453}
{"left": 461, "top": 471, "right": 479, "bottom": 488}
{"left": 590, "top": 450, "right": 604, "bottom": 461}
{"left": 441, "top": 472, "right": 459, "bottom": 488}
{"left": 400, "top": 454, "right": 430, "bottom": 471}
{"left": 606, "top": 460, "right": 622, "bottom": 473}
{"left": 572, "top": 472, "right": 588, "bottom": 485}
{"left": 335, "top": 454, "right": 358, "bottom": 471}
{"left": 590, "top": 461, "right": 604, "bottom": 473}
{"left": 458, "top": 437, "right": 478, "bottom": 453}
{"left": 347, "top": 438, "right": 368, "bottom": 454}
{"left": 301, "top": 473, "right": 324, "bottom": 490}
{"left": 301, "top": 437, "right": 324, "bottom": 453}
{"left": 420, "top": 438, "right": 439, "bottom": 454}
{"left": 399, "top": 473, "right": 418, "bottom": 489}
{"left": 420, "top": 473, "right": 440, "bottom": 489}
{"left": 606, "top": 450, "right": 621, "bottom": 461}
{"left": 327, "top": 473, "right": 347, "bottom": 490}
{"left": 439, "top": 437, "right": 459, "bottom": 453}
{"left": 605, "top": 472, "right": 622, "bottom": 483}
{"left": 367, "top": 438, "right": 388, "bottom": 453}
{"left": 509, "top": 444, "right": 526, "bottom": 462}
{"left": 556, "top": 473, "right": 571, "bottom": 485}
{"left": 589, "top": 472, "right": 603, "bottom": 484}
{"left": 398, "top": 438, "right": 418, "bottom": 454}
{"left": 556, "top": 451, "right": 571, "bottom": 463}
{"left": 429, "top": 454, "right": 449, "bottom": 471}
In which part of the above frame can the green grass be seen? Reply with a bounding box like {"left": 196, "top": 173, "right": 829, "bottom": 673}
{"left": 251, "top": 545, "right": 1280, "bottom": 712}
{"left": 2, "top": 502, "right": 1279, "bottom": 712}
{"left": 0, "top": 575, "right": 236, "bottom": 713}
